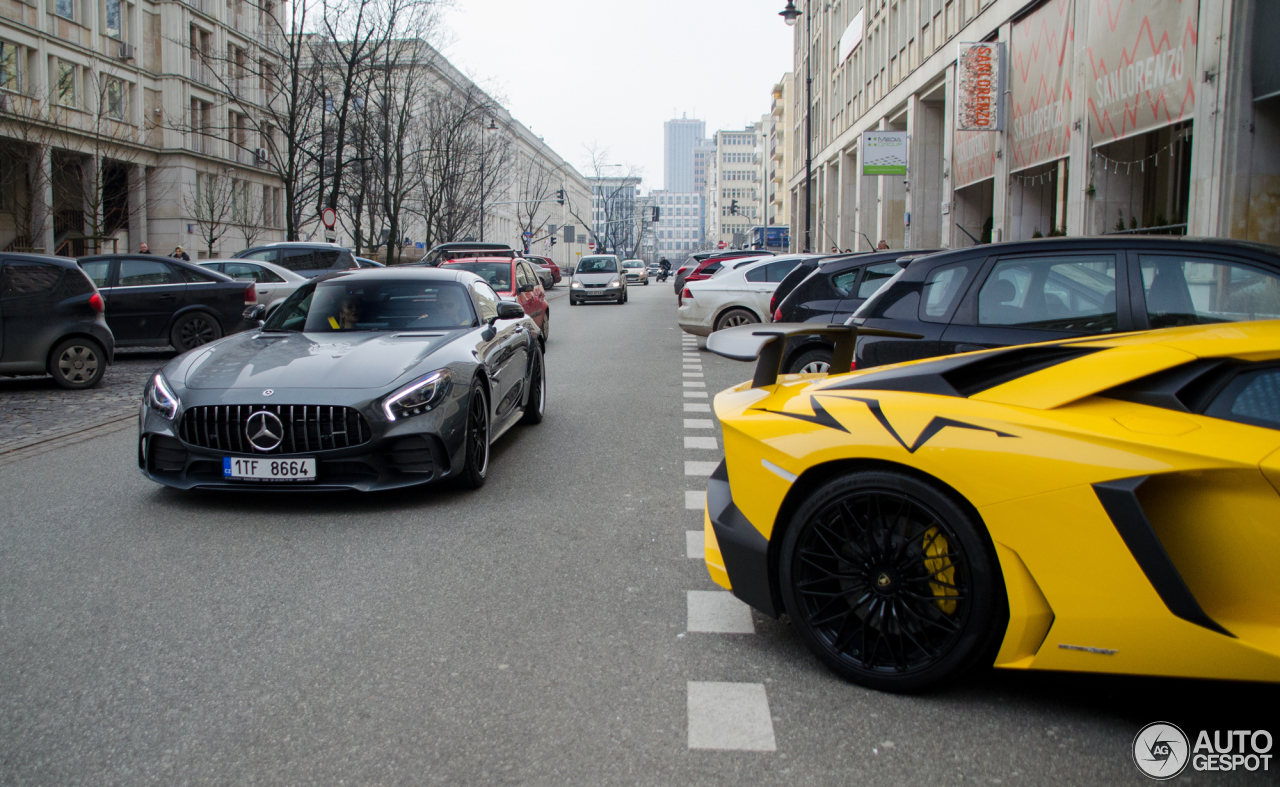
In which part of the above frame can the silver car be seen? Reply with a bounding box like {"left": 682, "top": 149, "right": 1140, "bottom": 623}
{"left": 569, "top": 255, "right": 628, "bottom": 305}
{"left": 621, "top": 259, "right": 649, "bottom": 285}
{"left": 198, "top": 258, "right": 307, "bottom": 316}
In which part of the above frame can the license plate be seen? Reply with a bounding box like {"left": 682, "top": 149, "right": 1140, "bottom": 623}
{"left": 223, "top": 456, "right": 316, "bottom": 482}
{"left": 587, "top": 290, "right": 605, "bottom": 296}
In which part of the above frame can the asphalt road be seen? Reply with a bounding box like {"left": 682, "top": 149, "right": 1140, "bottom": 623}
{"left": 0, "top": 281, "right": 1275, "bottom": 785}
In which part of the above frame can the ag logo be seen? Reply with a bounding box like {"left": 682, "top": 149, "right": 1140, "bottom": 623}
{"left": 1134, "top": 722, "right": 1189, "bottom": 780}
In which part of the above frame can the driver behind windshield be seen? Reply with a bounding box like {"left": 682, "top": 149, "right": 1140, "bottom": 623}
{"left": 328, "top": 297, "right": 363, "bottom": 330}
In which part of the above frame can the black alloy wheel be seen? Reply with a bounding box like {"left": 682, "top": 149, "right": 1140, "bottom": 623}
{"left": 48, "top": 337, "right": 106, "bottom": 389}
{"left": 779, "top": 470, "right": 1005, "bottom": 692}
{"left": 519, "top": 347, "right": 546, "bottom": 425}
{"left": 454, "top": 379, "right": 490, "bottom": 489}
{"left": 171, "top": 312, "right": 222, "bottom": 352}
{"left": 788, "top": 348, "right": 833, "bottom": 375}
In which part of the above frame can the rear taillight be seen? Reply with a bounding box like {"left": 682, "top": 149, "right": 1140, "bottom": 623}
{"left": 769, "top": 294, "right": 779, "bottom": 312}
{"left": 89, "top": 292, "right": 104, "bottom": 313}
{"left": 850, "top": 359, "right": 858, "bottom": 371}
{"left": 244, "top": 284, "right": 257, "bottom": 305}
{"left": 773, "top": 307, "right": 783, "bottom": 321}
{"left": 682, "top": 288, "right": 693, "bottom": 299}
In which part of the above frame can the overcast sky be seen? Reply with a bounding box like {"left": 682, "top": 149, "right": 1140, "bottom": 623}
{"left": 438, "top": 0, "right": 795, "bottom": 193}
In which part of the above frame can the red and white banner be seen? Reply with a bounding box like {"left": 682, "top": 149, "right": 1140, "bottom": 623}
{"left": 956, "top": 43, "right": 1004, "bottom": 131}
{"left": 953, "top": 130, "right": 996, "bottom": 189}
{"left": 1086, "top": 0, "right": 1198, "bottom": 144}
{"left": 1010, "top": 0, "right": 1074, "bottom": 171}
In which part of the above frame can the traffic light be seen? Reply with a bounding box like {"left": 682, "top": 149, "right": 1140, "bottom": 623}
{"left": 556, "top": 189, "right": 565, "bottom": 206}
{"left": 550, "top": 235, "right": 557, "bottom": 245}
{"left": 651, "top": 206, "right": 660, "bottom": 222}
{"left": 730, "top": 199, "right": 739, "bottom": 216}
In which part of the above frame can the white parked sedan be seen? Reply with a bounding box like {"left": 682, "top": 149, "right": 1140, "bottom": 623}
{"left": 197, "top": 258, "right": 307, "bottom": 316}
{"left": 677, "top": 255, "right": 810, "bottom": 335}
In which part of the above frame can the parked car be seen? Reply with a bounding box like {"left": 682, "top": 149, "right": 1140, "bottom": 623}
{"left": 674, "top": 250, "right": 776, "bottom": 295}
{"left": 355, "top": 256, "right": 384, "bottom": 268}
{"left": 525, "top": 255, "right": 561, "bottom": 287}
{"left": 570, "top": 255, "right": 627, "bottom": 305}
{"left": 420, "top": 242, "right": 515, "bottom": 267}
{"left": 78, "top": 255, "right": 256, "bottom": 352}
{"left": 774, "top": 250, "right": 938, "bottom": 374}
{"left": 198, "top": 258, "right": 307, "bottom": 317}
{"left": 852, "top": 236, "right": 1280, "bottom": 369}
{"left": 441, "top": 256, "right": 550, "bottom": 344}
{"left": 678, "top": 255, "right": 811, "bottom": 335}
{"left": 232, "top": 242, "right": 357, "bottom": 279}
{"left": 0, "top": 253, "right": 114, "bottom": 389}
{"left": 621, "top": 259, "right": 649, "bottom": 285}
{"left": 523, "top": 258, "right": 555, "bottom": 290}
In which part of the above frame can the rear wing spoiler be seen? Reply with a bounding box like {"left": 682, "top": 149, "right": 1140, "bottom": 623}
{"left": 705, "top": 323, "right": 922, "bottom": 388}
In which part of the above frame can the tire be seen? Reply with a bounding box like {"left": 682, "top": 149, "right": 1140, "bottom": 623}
{"left": 778, "top": 470, "right": 1006, "bottom": 693}
{"left": 787, "top": 348, "right": 833, "bottom": 375}
{"left": 570, "top": 297, "right": 580, "bottom": 306}
{"left": 48, "top": 337, "right": 106, "bottom": 389}
{"left": 519, "top": 346, "right": 546, "bottom": 425}
{"left": 643, "top": 280, "right": 649, "bottom": 286}
{"left": 170, "top": 311, "right": 222, "bottom": 352}
{"left": 453, "top": 379, "right": 490, "bottom": 489}
{"left": 540, "top": 309, "right": 550, "bottom": 343}
{"left": 714, "top": 308, "right": 759, "bottom": 332}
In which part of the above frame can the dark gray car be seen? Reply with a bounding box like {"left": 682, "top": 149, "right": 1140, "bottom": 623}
{"left": 0, "top": 253, "right": 114, "bottom": 389}
{"left": 138, "top": 267, "right": 545, "bottom": 492}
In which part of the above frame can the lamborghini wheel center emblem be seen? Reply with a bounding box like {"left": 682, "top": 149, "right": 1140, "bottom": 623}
{"left": 876, "top": 572, "right": 893, "bottom": 589}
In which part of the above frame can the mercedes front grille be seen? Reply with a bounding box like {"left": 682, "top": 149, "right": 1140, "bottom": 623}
{"left": 180, "top": 405, "right": 372, "bottom": 454}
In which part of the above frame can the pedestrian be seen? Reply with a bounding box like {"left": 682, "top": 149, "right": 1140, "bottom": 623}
{"left": 844, "top": 248, "right": 852, "bottom": 253}
{"left": 830, "top": 245, "right": 839, "bottom": 253}
{"left": 139, "top": 242, "right": 151, "bottom": 254}
{"left": 877, "top": 239, "right": 889, "bottom": 250}
{"left": 171, "top": 246, "right": 190, "bottom": 261}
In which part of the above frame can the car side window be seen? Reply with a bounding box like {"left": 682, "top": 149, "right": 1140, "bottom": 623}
{"left": 514, "top": 264, "right": 532, "bottom": 289}
{"left": 258, "top": 267, "right": 285, "bottom": 283}
{"left": 745, "top": 264, "right": 768, "bottom": 283}
{"left": 278, "top": 250, "right": 315, "bottom": 272}
{"left": 766, "top": 260, "right": 799, "bottom": 283}
{"left": 224, "top": 262, "right": 264, "bottom": 283}
{"left": 118, "top": 259, "right": 175, "bottom": 287}
{"left": 976, "top": 254, "right": 1117, "bottom": 332}
{"left": 80, "top": 259, "right": 111, "bottom": 287}
{"left": 241, "top": 249, "right": 277, "bottom": 263}
{"left": 1139, "top": 254, "right": 1280, "bottom": 328}
{"left": 919, "top": 263, "right": 977, "bottom": 322}
{"left": 470, "top": 280, "right": 500, "bottom": 322}
{"left": 313, "top": 250, "right": 342, "bottom": 270}
{"left": 1203, "top": 366, "right": 1280, "bottom": 431}
{"left": 832, "top": 269, "right": 858, "bottom": 295}
{"left": 857, "top": 263, "right": 900, "bottom": 299}
{"left": 1, "top": 261, "right": 62, "bottom": 297}
{"left": 177, "top": 265, "right": 216, "bottom": 283}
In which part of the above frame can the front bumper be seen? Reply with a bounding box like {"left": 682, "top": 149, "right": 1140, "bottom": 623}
{"left": 572, "top": 287, "right": 623, "bottom": 299}
{"left": 703, "top": 461, "right": 777, "bottom": 617}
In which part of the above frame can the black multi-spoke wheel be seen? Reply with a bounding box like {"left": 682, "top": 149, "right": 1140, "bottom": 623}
{"left": 779, "top": 470, "right": 1005, "bottom": 692}
{"left": 171, "top": 312, "right": 222, "bottom": 351}
{"left": 454, "top": 379, "right": 490, "bottom": 489}
{"left": 519, "top": 346, "right": 546, "bottom": 425}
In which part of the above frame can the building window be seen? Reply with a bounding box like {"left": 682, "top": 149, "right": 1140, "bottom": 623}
{"left": 55, "top": 0, "right": 73, "bottom": 20}
{"left": 105, "top": 77, "right": 126, "bottom": 119}
{"left": 55, "top": 61, "right": 76, "bottom": 107}
{"left": 0, "top": 43, "right": 18, "bottom": 91}
{"left": 105, "top": 0, "right": 121, "bottom": 38}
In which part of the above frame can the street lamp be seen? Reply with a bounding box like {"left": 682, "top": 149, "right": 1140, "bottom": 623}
{"left": 478, "top": 117, "right": 498, "bottom": 241}
{"left": 779, "top": 1, "right": 811, "bottom": 253}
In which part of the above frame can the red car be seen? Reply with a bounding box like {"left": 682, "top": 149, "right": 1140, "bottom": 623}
{"left": 525, "top": 255, "right": 562, "bottom": 286}
{"left": 441, "top": 256, "right": 551, "bottom": 343}
{"left": 674, "top": 251, "right": 774, "bottom": 305}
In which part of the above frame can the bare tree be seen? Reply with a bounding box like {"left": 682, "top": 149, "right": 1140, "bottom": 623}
{"left": 186, "top": 169, "right": 237, "bottom": 256}
{"left": 513, "top": 154, "right": 556, "bottom": 254}
{"left": 568, "top": 144, "right": 642, "bottom": 256}
{"left": 234, "top": 179, "right": 267, "bottom": 248}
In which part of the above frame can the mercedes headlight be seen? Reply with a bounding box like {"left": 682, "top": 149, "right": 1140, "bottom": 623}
{"left": 609, "top": 279, "right": 620, "bottom": 288}
{"left": 571, "top": 280, "right": 583, "bottom": 288}
{"left": 147, "top": 372, "right": 179, "bottom": 421}
{"left": 383, "top": 369, "right": 452, "bottom": 421}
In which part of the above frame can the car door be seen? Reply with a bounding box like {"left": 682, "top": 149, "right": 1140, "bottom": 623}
{"left": 518, "top": 262, "right": 547, "bottom": 326}
{"left": 940, "top": 251, "right": 1126, "bottom": 354}
{"left": 468, "top": 279, "right": 526, "bottom": 420}
{"left": 742, "top": 260, "right": 799, "bottom": 316}
{"left": 0, "top": 259, "right": 65, "bottom": 368}
{"left": 106, "top": 258, "right": 186, "bottom": 342}
{"left": 1128, "top": 250, "right": 1280, "bottom": 329}
{"left": 223, "top": 262, "right": 279, "bottom": 306}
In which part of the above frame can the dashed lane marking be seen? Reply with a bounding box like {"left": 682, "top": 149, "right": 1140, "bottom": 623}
{"left": 686, "top": 530, "right": 703, "bottom": 559}
{"left": 684, "top": 436, "right": 718, "bottom": 449}
{"left": 682, "top": 381, "right": 706, "bottom": 387}
{"left": 682, "top": 391, "right": 708, "bottom": 398}
{"left": 683, "top": 372, "right": 704, "bottom": 377}
{"left": 687, "top": 682, "right": 777, "bottom": 751}
{"left": 683, "top": 365, "right": 703, "bottom": 371}
{"left": 685, "top": 461, "right": 719, "bottom": 476}
{"left": 685, "top": 490, "right": 707, "bottom": 509}
{"left": 683, "top": 403, "right": 711, "bottom": 412}
{"left": 684, "top": 419, "right": 713, "bottom": 428}
{"left": 687, "top": 590, "right": 754, "bottom": 633}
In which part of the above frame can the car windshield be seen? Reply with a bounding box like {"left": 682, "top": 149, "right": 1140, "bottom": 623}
{"left": 446, "top": 262, "right": 512, "bottom": 292}
{"left": 622, "top": 261, "right": 642, "bottom": 268}
{"left": 263, "top": 279, "right": 476, "bottom": 332}
{"left": 578, "top": 257, "right": 617, "bottom": 273}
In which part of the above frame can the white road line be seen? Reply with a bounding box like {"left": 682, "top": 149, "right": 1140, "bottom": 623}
{"left": 684, "top": 436, "right": 718, "bottom": 449}
{"left": 683, "top": 372, "right": 704, "bottom": 377}
{"left": 683, "top": 365, "right": 703, "bottom": 371}
{"left": 687, "top": 682, "right": 777, "bottom": 751}
{"left": 685, "top": 490, "right": 707, "bottom": 509}
{"left": 684, "top": 419, "right": 713, "bottom": 428}
{"left": 686, "top": 530, "right": 703, "bottom": 559}
{"left": 687, "top": 590, "right": 754, "bottom": 633}
{"left": 683, "top": 403, "right": 711, "bottom": 412}
{"left": 682, "top": 381, "right": 706, "bottom": 388}
{"left": 685, "top": 460, "right": 719, "bottom": 476}
{"left": 683, "top": 391, "right": 708, "bottom": 398}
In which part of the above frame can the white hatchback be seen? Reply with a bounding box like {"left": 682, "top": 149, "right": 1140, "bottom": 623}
{"left": 677, "top": 255, "right": 808, "bottom": 336}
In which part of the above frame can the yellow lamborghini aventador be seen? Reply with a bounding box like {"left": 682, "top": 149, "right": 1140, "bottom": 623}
{"left": 702, "top": 320, "right": 1280, "bottom": 692}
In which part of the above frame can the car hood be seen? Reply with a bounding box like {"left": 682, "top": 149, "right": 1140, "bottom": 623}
{"left": 181, "top": 330, "right": 464, "bottom": 390}
{"left": 575, "top": 272, "right": 619, "bottom": 284}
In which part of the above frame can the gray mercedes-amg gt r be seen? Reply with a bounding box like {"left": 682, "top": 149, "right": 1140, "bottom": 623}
{"left": 138, "top": 267, "right": 545, "bottom": 491}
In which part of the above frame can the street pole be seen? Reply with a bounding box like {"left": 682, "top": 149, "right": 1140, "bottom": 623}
{"left": 803, "top": 6, "right": 812, "bottom": 253}
{"left": 479, "top": 157, "right": 485, "bottom": 242}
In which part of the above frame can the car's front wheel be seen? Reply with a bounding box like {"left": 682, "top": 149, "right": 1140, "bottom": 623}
{"left": 540, "top": 310, "right": 550, "bottom": 343}
{"left": 453, "top": 379, "right": 490, "bottom": 489}
{"left": 171, "top": 312, "right": 222, "bottom": 352}
{"left": 715, "top": 308, "right": 758, "bottom": 331}
{"left": 48, "top": 337, "right": 106, "bottom": 389}
{"left": 778, "top": 470, "right": 1006, "bottom": 692}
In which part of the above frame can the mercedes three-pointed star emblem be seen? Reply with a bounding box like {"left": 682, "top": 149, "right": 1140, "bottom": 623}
{"left": 245, "top": 410, "right": 284, "bottom": 452}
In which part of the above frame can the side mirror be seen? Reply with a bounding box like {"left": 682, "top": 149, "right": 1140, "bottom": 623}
{"left": 243, "top": 304, "right": 267, "bottom": 322}
{"left": 495, "top": 301, "right": 525, "bottom": 321}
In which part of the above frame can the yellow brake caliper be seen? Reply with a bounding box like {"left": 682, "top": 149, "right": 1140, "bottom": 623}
{"left": 922, "top": 527, "right": 958, "bottom": 615}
